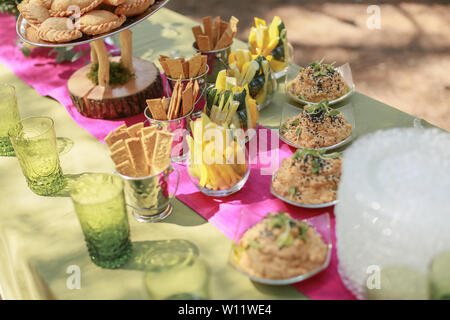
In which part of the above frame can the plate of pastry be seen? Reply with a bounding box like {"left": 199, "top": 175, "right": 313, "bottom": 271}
{"left": 16, "top": 0, "right": 170, "bottom": 47}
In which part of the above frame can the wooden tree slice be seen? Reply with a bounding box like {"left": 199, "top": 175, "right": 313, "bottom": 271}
{"left": 68, "top": 57, "right": 164, "bottom": 119}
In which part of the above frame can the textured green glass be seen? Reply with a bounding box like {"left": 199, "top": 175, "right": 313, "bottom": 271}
{"left": 145, "top": 254, "right": 210, "bottom": 300}
{"left": 429, "top": 250, "right": 450, "bottom": 300}
{"left": 70, "top": 173, "right": 132, "bottom": 269}
{"left": 8, "top": 117, "right": 65, "bottom": 195}
{"left": 0, "top": 84, "right": 20, "bottom": 156}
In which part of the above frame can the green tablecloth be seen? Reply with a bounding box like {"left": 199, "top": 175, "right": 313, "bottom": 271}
{"left": 0, "top": 8, "right": 433, "bottom": 300}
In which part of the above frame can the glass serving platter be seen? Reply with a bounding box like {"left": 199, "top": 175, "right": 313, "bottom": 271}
{"left": 16, "top": 0, "right": 170, "bottom": 48}
{"left": 284, "top": 63, "right": 355, "bottom": 106}
{"left": 270, "top": 174, "right": 338, "bottom": 209}
{"left": 228, "top": 212, "right": 332, "bottom": 285}
{"left": 278, "top": 102, "right": 356, "bottom": 151}
{"left": 286, "top": 82, "right": 355, "bottom": 106}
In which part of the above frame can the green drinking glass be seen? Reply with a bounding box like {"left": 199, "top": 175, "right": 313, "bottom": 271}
{"left": 429, "top": 250, "right": 450, "bottom": 300}
{"left": 8, "top": 116, "right": 65, "bottom": 195}
{"left": 0, "top": 84, "right": 20, "bottom": 156}
{"left": 145, "top": 255, "right": 210, "bottom": 300}
{"left": 70, "top": 173, "right": 132, "bottom": 269}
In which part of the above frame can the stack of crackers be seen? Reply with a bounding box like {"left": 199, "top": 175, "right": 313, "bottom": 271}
{"left": 146, "top": 79, "right": 199, "bottom": 120}
{"left": 159, "top": 53, "right": 208, "bottom": 79}
{"left": 192, "top": 16, "right": 239, "bottom": 51}
{"left": 105, "top": 122, "right": 173, "bottom": 178}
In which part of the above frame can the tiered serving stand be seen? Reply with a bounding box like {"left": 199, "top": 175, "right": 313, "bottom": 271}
{"left": 16, "top": 0, "right": 171, "bottom": 119}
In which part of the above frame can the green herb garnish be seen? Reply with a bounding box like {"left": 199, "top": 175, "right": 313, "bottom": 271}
{"left": 298, "top": 223, "right": 309, "bottom": 241}
{"left": 305, "top": 100, "right": 341, "bottom": 117}
{"left": 268, "top": 212, "right": 290, "bottom": 228}
{"left": 308, "top": 58, "right": 336, "bottom": 77}
{"left": 87, "top": 60, "right": 133, "bottom": 86}
{"left": 289, "top": 187, "right": 296, "bottom": 199}
{"left": 312, "top": 159, "right": 320, "bottom": 174}
{"left": 292, "top": 148, "right": 341, "bottom": 161}
{"left": 276, "top": 226, "right": 292, "bottom": 248}
{"left": 266, "top": 213, "right": 310, "bottom": 247}
{"left": 327, "top": 110, "right": 340, "bottom": 117}
{"left": 296, "top": 127, "right": 302, "bottom": 136}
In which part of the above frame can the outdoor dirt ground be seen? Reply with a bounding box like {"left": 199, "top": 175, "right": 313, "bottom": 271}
{"left": 167, "top": 0, "right": 450, "bottom": 131}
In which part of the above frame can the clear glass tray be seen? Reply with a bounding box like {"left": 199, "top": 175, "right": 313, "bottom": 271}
{"left": 270, "top": 174, "right": 338, "bottom": 209}
{"left": 285, "top": 63, "right": 355, "bottom": 106}
{"left": 278, "top": 102, "right": 356, "bottom": 151}
{"left": 228, "top": 212, "right": 332, "bottom": 285}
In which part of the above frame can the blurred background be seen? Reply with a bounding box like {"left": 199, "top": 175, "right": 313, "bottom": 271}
{"left": 167, "top": 0, "right": 450, "bottom": 131}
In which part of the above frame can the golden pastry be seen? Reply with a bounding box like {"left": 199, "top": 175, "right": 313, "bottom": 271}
{"left": 79, "top": 10, "right": 126, "bottom": 35}
{"left": 114, "top": 0, "right": 155, "bottom": 17}
{"left": 37, "top": 17, "right": 83, "bottom": 43}
{"left": 18, "top": 0, "right": 50, "bottom": 26}
{"left": 49, "top": 0, "right": 103, "bottom": 17}
{"left": 103, "top": 0, "right": 126, "bottom": 5}
{"left": 26, "top": 25, "right": 47, "bottom": 43}
{"left": 36, "top": 0, "right": 52, "bottom": 9}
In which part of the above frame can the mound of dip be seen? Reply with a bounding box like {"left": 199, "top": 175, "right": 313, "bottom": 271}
{"left": 232, "top": 212, "right": 328, "bottom": 279}
{"left": 289, "top": 60, "right": 348, "bottom": 102}
{"left": 272, "top": 148, "right": 342, "bottom": 204}
{"left": 280, "top": 100, "right": 352, "bottom": 148}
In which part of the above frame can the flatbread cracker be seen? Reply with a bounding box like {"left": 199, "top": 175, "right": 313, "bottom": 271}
{"left": 212, "top": 16, "right": 221, "bottom": 48}
{"left": 127, "top": 122, "right": 144, "bottom": 137}
{"left": 104, "top": 130, "right": 118, "bottom": 147}
{"left": 193, "top": 80, "right": 200, "bottom": 104}
{"left": 146, "top": 98, "right": 167, "bottom": 120}
{"left": 182, "top": 81, "right": 193, "bottom": 116}
{"left": 202, "top": 16, "right": 212, "bottom": 40}
{"left": 215, "top": 16, "right": 238, "bottom": 49}
{"left": 192, "top": 25, "right": 203, "bottom": 39}
{"left": 182, "top": 61, "right": 190, "bottom": 79}
{"left": 159, "top": 59, "right": 171, "bottom": 76}
{"left": 167, "top": 59, "right": 184, "bottom": 79}
{"left": 115, "top": 124, "right": 127, "bottom": 133}
{"left": 199, "top": 55, "right": 207, "bottom": 74}
{"left": 142, "top": 130, "right": 157, "bottom": 168}
{"left": 219, "top": 21, "right": 229, "bottom": 37}
{"left": 151, "top": 131, "right": 173, "bottom": 174}
{"left": 137, "top": 126, "right": 156, "bottom": 138}
{"left": 166, "top": 83, "right": 177, "bottom": 120}
{"left": 115, "top": 160, "right": 136, "bottom": 177}
{"left": 197, "top": 35, "right": 211, "bottom": 52}
{"left": 189, "top": 54, "right": 202, "bottom": 78}
{"left": 125, "top": 137, "right": 149, "bottom": 177}
{"left": 172, "top": 81, "right": 183, "bottom": 119}
{"left": 110, "top": 139, "right": 125, "bottom": 154}
{"left": 114, "top": 130, "right": 130, "bottom": 142}
{"left": 110, "top": 146, "right": 131, "bottom": 166}
{"left": 162, "top": 98, "right": 169, "bottom": 113}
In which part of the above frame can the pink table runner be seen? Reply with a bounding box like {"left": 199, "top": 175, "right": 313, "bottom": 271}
{"left": 0, "top": 13, "right": 355, "bottom": 300}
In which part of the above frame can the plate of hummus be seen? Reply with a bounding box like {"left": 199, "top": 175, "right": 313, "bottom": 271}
{"left": 279, "top": 100, "right": 354, "bottom": 150}
{"left": 229, "top": 212, "right": 331, "bottom": 285}
{"left": 285, "top": 60, "right": 354, "bottom": 105}
{"left": 271, "top": 148, "right": 342, "bottom": 208}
